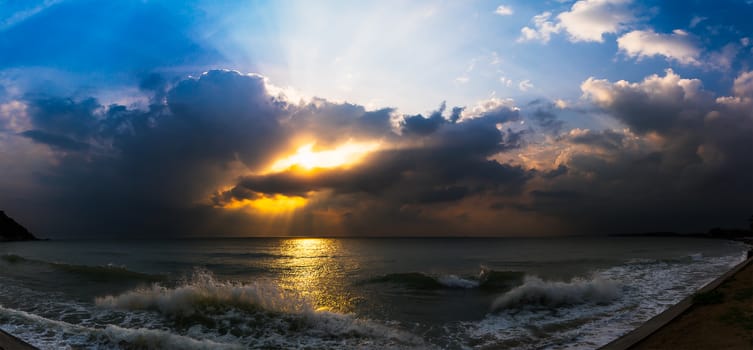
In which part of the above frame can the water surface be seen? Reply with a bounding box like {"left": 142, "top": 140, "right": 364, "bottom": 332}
{"left": 0, "top": 237, "right": 746, "bottom": 349}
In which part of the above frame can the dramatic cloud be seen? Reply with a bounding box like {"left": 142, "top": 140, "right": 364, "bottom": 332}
{"left": 1, "top": 71, "right": 293, "bottom": 235}
{"left": 0, "top": 70, "right": 537, "bottom": 236}
{"left": 581, "top": 69, "right": 709, "bottom": 134}
{"left": 542, "top": 69, "right": 753, "bottom": 231}
{"left": 1, "top": 67, "right": 751, "bottom": 237}
{"left": 526, "top": 99, "right": 566, "bottom": 134}
{"left": 617, "top": 29, "right": 701, "bottom": 65}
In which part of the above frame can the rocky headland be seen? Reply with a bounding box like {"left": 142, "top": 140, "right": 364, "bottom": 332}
{"left": 0, "top": 211, "right": 38, "bottom": 241}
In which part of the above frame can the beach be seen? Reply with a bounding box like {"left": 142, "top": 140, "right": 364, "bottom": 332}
{"left": 630, "top": 256, "right": 753, "bottom": 349}
{"left": 601, "top": 253, "right": 753, "bottom": 350}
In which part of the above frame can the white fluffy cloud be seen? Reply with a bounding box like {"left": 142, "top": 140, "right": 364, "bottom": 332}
{"left": 581, "top": 69, "right": 704, "bottom": 110}
{"left": 519, "top": 80, "right": 534, "bottom": 91}
{"left": 461, "top": 97, "right": 518, "bottom": 120}
{"left": 499, "top": 76, "right": 513, "bottom": 87}
{"left": 518, "top": 12, "right": 560, "bottom": 43}
{"left": 495, "top": 5, "right": 513, "bottom": 16}
{"left": 733, "top": 71, "right": 753, "bottom": 97}
{"left": 558, "top": 0, "right": 634, "bottom": 42}
{"left": 617, "top": 29, "right": 701, "bottom": 65}
{"left": 519, "top": 0, "right": 635, "bottom": 43}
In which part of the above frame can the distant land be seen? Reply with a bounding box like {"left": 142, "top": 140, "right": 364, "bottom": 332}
{"left": 0, "top": 211, "right": 38, "bottom": 241}
{"left": 611, "top": 227, "right": 753, "bottom": 245}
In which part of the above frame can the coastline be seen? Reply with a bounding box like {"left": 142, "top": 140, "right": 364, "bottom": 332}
{"left": 601, "top": 252, "right": 753, "bottom": 350}
{"left": 0, "top": 328, "right": 37, "bottom": 350}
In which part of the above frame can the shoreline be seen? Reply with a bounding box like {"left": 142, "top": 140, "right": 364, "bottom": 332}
{"left": 600, "top": 252, "right": 753, "bottom": 350}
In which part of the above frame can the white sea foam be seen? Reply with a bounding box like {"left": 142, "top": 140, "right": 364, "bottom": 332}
{"left": 0, "top": 305, "right": 242, "bottom": 350}
{"left": 462, "top": 252, "right": 746, "bottom": 349}
{"left": 94, "top": 269, "right": 424, "bottom": 348}
{"left": 95, "top": 269, "right": 306, "bottom": 316}
{"left": 491, "top": 276, "right": 621, "bottom": 310}
{"left": 2, "top": 297, "right": 423, "bottom": 350}
{"left": 437, "top": 275, "right": 480, "bottom": 288}
{"left": 102, "top": 325, "right": 243, "bottom": 350}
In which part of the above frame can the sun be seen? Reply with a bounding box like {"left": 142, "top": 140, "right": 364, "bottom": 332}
{"left": 217, "top": 140, "right": 379, "bottom": 215}
{"left": 268, "top": 140, "right": 380, "bottom": 173}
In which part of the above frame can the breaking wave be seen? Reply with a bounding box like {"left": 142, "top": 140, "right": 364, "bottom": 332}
{"left": 95, "top": 269, "right": 306, "bottom": 316}
{"left": 491, "top": 275, "right": 621, "bottom": 310}
{"left": 363, "top": 268, "right": 524, "bottom": 291}
{"left": 94, "top": 269, "right": 424, "bottom": 348}
{"left": 0, "top": 305, "right": 244, "bottom": 350}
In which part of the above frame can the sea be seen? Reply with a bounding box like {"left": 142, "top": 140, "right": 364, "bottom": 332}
{"left": 0, "top": 237, "right": 747, "bottom": 349}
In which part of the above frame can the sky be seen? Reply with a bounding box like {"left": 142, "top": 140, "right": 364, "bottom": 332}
{"left": 0, "top": 0, "right": 751, "bottom": 237}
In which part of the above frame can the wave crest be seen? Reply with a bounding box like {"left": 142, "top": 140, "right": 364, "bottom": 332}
{"left": 363, "top": 268, "right": 524, "bottom": 291}
{"left": 96, "top": 269, "right": 306, "bottom": 316}
{"left": 491, "top": 276, "right": 621, "bottom": 310}
{"left": 94, "top": 270, "right": 423, "bottom": 347}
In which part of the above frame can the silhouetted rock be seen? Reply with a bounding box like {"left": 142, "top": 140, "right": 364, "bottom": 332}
{"left": 0, "top": 211, "right": 38, "bottom": 241}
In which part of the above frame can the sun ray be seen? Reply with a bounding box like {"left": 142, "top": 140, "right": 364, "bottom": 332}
{"left": 267, "top": 140, "right": 380, "bottom": 173}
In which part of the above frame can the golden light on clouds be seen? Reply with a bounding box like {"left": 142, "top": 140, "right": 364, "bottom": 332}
{"left": 268, "top": 140, "right": 380, "bottom": 173}
{"left": 215, "top": 140, "right": 380, "bottom": 216}
{"left": 222, "top": 194, "right": 307, "bottom": 214}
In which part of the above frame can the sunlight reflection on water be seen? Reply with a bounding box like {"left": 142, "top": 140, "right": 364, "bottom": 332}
{"left": 276, "top": 238, "right": 357, "bottom": 312}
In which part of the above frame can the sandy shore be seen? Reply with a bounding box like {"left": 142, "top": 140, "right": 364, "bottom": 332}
{"left": 631, "top": 256, "right": 753, "bottom": 349}
{"left": 0, "top": 329, "right": 37, "bottom": 350}
{"left": 602, "top": 254, "right": 753, "bottom": 350}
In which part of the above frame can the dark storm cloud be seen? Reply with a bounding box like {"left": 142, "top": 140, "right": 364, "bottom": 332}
{"left": 9, "top": 70, "right": 290, "bottom": 235}
{"left": 542, "top": 165, "right": 568, "bottom": 179}
{"left": 19, "top": 130, "right": 90, "bottom": 151}
{"left": 401, "top": 102, "right": 449, "bottom": 136}
{"left": 216, "top": 106, "right": 531, "bottom": 206}
{"left": 4, "top": 69, "right": 533, "bottom": 236}
{"left": 581, "top": 70, "right": 713, "bottom": 135}
{"left": 564, "top": 129, "right": 625, "bottom": 150}
{"left": 286, "top": 99, "right": 397, "bottom": 146}
{"left": 24, "top": 97, "right": 100, "bottom": 139}
{"left": 526, "top": 99, "right": 565, "bottom": 134}
{"left": 523, "top": 70, "right": 753, "bottom": 233}
{"left": 2, "top": 68, "right": 751, "bottom": 237}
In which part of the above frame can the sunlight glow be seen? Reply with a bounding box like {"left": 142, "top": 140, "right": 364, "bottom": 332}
{"left": 268, "top": 141, "right": 379, "bottom": 173}
{"left": 223, "top": 195, "right": 307, "bottom": 214}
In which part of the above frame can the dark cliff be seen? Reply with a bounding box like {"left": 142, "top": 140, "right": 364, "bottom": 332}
{"left": 0, "top": 211, "right": 38, "bottom": 241}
